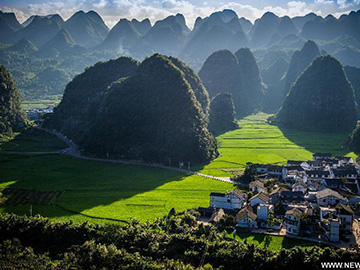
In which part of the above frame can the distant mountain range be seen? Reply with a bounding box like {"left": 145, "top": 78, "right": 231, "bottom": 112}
{"left": 1, "top": 8, "right": 360, "bottom": 106}
{"left": 1, "top": 8, "right": 360, "bottom": 62}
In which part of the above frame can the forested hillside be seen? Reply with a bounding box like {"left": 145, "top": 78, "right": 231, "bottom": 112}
{"left": 208, "top": 92, "right": 239, "bottom": 135}
{"left": 0, "top": 65, "right": 28, "bottom": 136}
{"left": 275, "top": 55, "right": 358, "bottom": 132}
{"left": 199, "top": 48, "right": 264, "bottom": 117}
{"left": 46, "top": 54, "right": 218, "bottom": 163}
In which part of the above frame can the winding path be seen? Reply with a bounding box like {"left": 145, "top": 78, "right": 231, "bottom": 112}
{"left": 30, "top": 127, "right": 237, "bottom": 185}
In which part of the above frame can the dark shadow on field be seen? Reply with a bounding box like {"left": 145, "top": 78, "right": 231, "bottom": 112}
{"left": 237, "top": 232, "right": 266, "bottom": 243}
{"left": 278, "top": 125, "right": 352, "bottom": 157}
{"left": 0, "top": 127, "right": 68, "bottom": 152}
{"left": 0, "top": 152, "right": 208, "bottom": 222}
{"left": 281, "top": 236, "right": 321, "bottom": 249}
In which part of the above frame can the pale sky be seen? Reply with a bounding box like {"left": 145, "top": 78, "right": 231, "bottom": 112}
{"left": 1, "top": 0, "right": 360, "bottom": 28}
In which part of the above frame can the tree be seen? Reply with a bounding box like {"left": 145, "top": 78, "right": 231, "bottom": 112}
{"left": 0, "top": 65, "right": 28, "bottom": 136}
{"left": 274, "top": 202, "right": 285, "bottom": 215}
{"left": 243, "top": 162, "right": 258, "bottom": 182}
{"left": 217, "top": 215, "right": 235, "bottom": 232}
{"left": 300, "top": 213, "right": 311, "bottom": 231}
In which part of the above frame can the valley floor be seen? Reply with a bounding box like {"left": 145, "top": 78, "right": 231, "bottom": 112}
{"left": 0, "top": 112, "right": 355, "bottom": 248}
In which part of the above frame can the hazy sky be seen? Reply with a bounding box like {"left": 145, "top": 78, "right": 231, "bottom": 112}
{"left": 1, "top": 0, "right": 360, "bottom": 28}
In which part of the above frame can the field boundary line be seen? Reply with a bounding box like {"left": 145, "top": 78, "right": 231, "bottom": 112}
{"left": 33, "top": 127, "right": 237, "bottom": 185}
{"left": 54, "top": 204, "right": 129, "bottom": 224}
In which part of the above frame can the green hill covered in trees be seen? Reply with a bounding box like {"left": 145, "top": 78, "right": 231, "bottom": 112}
{"left": 348, "top": 123, "right": 360, "bottom": 153}
{"left": 44, "top": 57, "right": 140, "bottom": 143}
{"left": 0, "top": 64, "right": 28, "bottom": 136}
{"left": 199, "top": 48, "right": 264, "bottom": 117}
{"left": 275, "top": 55, "right": 358, "bottom": 132}
{"left": 208, "top": 92, "right": 239, "bottom": 135}
{"left": 266, "top": 40, "right": 321, "bottom": 112}
{"left": 47, "top": 54, "right": 217, "bottom": 163}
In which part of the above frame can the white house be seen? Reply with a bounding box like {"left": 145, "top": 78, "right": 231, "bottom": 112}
{"left": 210, "top": 189, "right": 245, "bottom": 210}
{"left": 332, "top": 167, "right": 358, "bottom": 180}
{"left": 235, "top": 206, "right": 258, "bottom": 228}
{"left": 320, "top": 208, "right": 340, "bottom": 242}
{"left": 287, "top": 160, "right": 307, "bottom": 167}
{"left": 292, "top": 181, "right": 307, "bottom": 194}
{"left": 256, "top": 204, "right": 274, "bottom": 221}
{"left": 284, "top": 208, "right": 302, "bottom": 235}
{"left": 316, "top": 188, "right": 348, "bottom": 207}
{"left": 306, "top": 170, "right": 333, "bottom": 181}
{"left": 249, "top": 180, "right": 264, "bottom": 193}
{"left": 328, "top": 218, "right": 340, "bottom": 242}
{"left": 249, "top": 192, "right": 270, "bottom": 206}
{"left": 268, "top": 165, "right": 283, "bottom": 178}
{"left": 304, "top": 161, "right": 325, "bottom": 171}
{"left": 335, "top": 203, "right": 354, "bottom": 232}
{"left": 335, "top": 156, "right": 354, "bottom": 165}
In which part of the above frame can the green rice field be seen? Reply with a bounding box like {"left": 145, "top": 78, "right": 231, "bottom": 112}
{"left": 199, "top": 112, "right": 355, "bottom": 176}
{"left": 0, "top": 112, "right": 356, "bottom": 225}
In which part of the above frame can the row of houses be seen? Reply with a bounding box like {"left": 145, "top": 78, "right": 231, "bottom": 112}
{"left": 207, "top": 187, "right": 355, "bottom": 242}
{"left": 26, "top": 107, "right": 53, "bottom": 123}
{"left": 256, "top": 153, "right": 360, "bottom": 195}
{"left": 203, "top": 154, "right": 359, "bottom": 243}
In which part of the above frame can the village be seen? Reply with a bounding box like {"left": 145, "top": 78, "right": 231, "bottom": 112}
{"left": 199, "top": 153, "right": 360, "bottom": 248}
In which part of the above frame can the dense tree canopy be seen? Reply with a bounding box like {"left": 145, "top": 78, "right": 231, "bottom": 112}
{"left": 45, "top": 57, "right": 139, "bottom": 143}
{"left": 199, "top": 48, "right": 264, "bottom": 117}
{"left": 208, "top": 92, "right": 239, "bottom": 136}
{"left": 47, "top": 54, "right": 218, "bottom": 163}
{"left": 267, "top": 40, "right": 321, "bottom": 112}
{"left": 347, "top": 122, "right": 360, "bottom": 153}
{"left": 168, "top": 56, "right": 210, "bottom": 115}
{"left": 83, "top": 54, "right": 217, "bottom": 163}
{"left": 344, "top": 66, "right": 360, "bottom": 106}
{"left": 275, "top": 55, "right": 358, "bottom": 132}
{"left": 0, "top": 212, "right": 359, "bottom": 270}
{"left": 0, "top": 64, "right": 28, "bottom": 136}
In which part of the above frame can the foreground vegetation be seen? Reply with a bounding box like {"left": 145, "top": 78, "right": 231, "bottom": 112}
{"left": 0, "top": 212, "right": 358, "bottom": 270}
